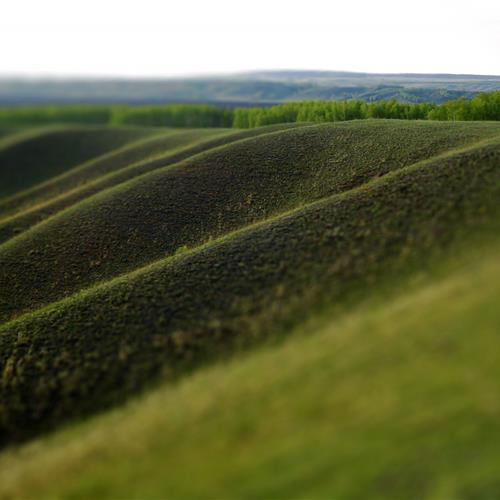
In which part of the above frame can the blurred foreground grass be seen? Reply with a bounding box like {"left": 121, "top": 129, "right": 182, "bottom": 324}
{"left": 1, "top": 237, "right": 499, "bottom": 499}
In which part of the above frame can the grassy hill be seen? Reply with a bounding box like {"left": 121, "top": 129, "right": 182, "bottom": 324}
{"left": 0, "top": 126, "right": 156, "bottom": 200}
{"left": 0, "top": 119, "right": 499, "bottom": 497}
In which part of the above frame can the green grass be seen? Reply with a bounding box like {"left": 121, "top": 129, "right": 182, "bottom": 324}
{"left": 0, "top": 229, "right": 499, "bottom": 499}
{"left": 0, "top": 119, "right": 499, "bottom": 497}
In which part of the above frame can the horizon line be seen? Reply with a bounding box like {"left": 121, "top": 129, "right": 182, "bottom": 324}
{"left": 1, "top": 69, "right": 500, "bottom": 81}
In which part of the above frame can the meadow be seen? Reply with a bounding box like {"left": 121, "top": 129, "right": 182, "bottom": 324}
{"left": 0, "top": 118, "right": 499, "bottom": 497}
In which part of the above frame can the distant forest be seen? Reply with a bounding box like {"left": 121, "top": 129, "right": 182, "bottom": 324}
{"left": 233, "top": 92, "right": 500, "bottom": 127}
{"left": 0, "top": 92, "right": 498, "bottom": 128}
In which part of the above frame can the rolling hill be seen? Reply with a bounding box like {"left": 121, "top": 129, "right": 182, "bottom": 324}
{"left": 0, "top": 119, "right": 499, "bottom": 497}
{"left": 0, "top": 126, "right": 157, "bottom": 200}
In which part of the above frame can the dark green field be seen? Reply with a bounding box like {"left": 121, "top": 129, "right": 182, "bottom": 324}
{"left": 0, "top": 119, "right": 500, "bottom": 498}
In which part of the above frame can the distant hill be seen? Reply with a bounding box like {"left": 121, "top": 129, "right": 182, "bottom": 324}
{"left": 0, "top": 70, "right": 499, "bottom": 106}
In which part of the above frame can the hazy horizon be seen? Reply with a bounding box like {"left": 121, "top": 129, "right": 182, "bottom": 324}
{"left": 1, "top": 69, "right": 500, "bottom": 81}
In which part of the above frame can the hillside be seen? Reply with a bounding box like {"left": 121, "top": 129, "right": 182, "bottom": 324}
{"left": 0, "top": 123, "right": 301, "bottom": 236}
{"left": 0, "top": 126, "right": 158, "bottom": 199}
{"left": 0, "top": 120, "right": 499, "bottom": 497}
{"left": 1, "top": 121, "right": 499, "bottom": 322}
{"left": 0, "top": 127, "right": 230, "bottom": 217}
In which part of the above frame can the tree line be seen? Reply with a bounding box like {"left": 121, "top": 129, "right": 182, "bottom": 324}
{"left": 233, "top": 91, "right": 500, "bottom": 127}
{"left": 0, "top": 92, "right": 498, "bottom": 128}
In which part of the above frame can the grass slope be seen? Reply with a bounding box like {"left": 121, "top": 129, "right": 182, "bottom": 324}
{"left": 1, "top": 121, "right": 499, "bottom": 322}
{"left": 0, "top": 127, "right": 21, "bottom": 141}
{"left": 0, "top": 220, "right": 499, "bottom": 499}
{"left": 0, "top": 123, "right": 304, "bottom": 242}
{"left": 0, "top": 128, "right": 229, "bottom": 220}
{"left": 1, "top": 135, "right": 499, "bottom": 444}
{"left": 0, "top": 125, "right": 155, "bottom": 202}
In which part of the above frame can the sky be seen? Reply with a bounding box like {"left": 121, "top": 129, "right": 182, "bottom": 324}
{"left": 0, "top": 0, "right": 499, "bottom": 78}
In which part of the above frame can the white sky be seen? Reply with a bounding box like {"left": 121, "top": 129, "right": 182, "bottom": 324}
{"left": 0, "top": 0, "right": 499, "bottom": 77}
